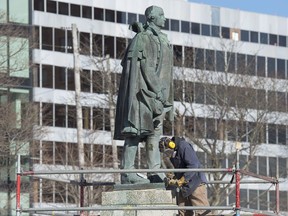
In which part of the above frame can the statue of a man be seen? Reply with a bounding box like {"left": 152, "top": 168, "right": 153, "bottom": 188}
{"left": 114, "top": 5, "right": 174, "bottom": 184}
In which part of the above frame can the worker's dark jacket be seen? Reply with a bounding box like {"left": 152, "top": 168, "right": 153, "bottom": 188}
{"left": 171, "top": 137, "right": 208, "bottom": 198}
{"left": 114, "top": 22, "right": 173, "bottom": 140}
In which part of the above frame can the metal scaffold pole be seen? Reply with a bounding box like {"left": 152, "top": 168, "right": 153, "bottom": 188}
{"left": 16, "top": 154, "right": 21, "bottom": 216}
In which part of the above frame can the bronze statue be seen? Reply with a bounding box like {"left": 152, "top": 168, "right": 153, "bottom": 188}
{"left": 114, "top": 5, "right": 174, "bottom": 184}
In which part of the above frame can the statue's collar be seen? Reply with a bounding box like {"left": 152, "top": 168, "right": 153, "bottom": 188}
{"left": 146, "top": 24, "right": 162, "bottom": 36}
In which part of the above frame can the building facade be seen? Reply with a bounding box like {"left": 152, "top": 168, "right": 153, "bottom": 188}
{"left": 1, "top": 0, "right": 288, "bottom": 215}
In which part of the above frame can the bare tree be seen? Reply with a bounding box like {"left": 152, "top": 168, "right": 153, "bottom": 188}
{"left": 173, "top": 38, "right": 288, "bottom": 212}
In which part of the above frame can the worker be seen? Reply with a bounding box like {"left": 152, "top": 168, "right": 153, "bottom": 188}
{"left": 159, "top": 136, "right": 211, "bottom": 216}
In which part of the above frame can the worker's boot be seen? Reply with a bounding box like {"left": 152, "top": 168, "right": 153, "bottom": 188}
{"left": 121, "top": 173, "right": 150, "bottom": 184}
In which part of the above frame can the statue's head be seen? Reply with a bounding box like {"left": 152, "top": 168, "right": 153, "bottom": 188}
{"left": 145, "top": 6, "right": 166, "bottom": 28}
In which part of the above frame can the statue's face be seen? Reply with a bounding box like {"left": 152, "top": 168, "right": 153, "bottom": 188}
{"left": 151, "top": 8, "right": 166, "bottom": 28}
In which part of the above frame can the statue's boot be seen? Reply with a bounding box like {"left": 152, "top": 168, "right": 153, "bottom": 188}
{"left": 121, "top": 137, "right": 150, "bottom": 184}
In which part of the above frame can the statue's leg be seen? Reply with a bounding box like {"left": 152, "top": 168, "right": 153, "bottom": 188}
{"left": 121, "top": 136, "right": 150, "bottom": 184}
{"left": 146, "top": 115, "right": 166, "bottom": 182}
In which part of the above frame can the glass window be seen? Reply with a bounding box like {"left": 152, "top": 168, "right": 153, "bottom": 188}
{"left": 82, "top": 107, "right": 91, "bottom": 129}
{"left": 42, "top": 27, "right": 53, "bottom": 50}
{"left": 80, "top": 32, "right": 90, "bottom": 55}
{"left": 201, "top": 24, "right": 210, "bottom": 36}
{"left": 247, "top": 55, "right": 256, "bottom": 76}
{"left": 173, "top": 80, "right": 183, "bottom": 101}
{"left": 9, "top": 0, "right": 29, "bottom": 23}
{"left": 55, "top": 142, "right": 66, "bottom": 165}
{"left": 92, "top": 34, "right": 102, "bottom": 57}
{"left": 93, "top": 108, "right": 104, "bottom": 130}
{"left": 127, "top": 13, "right": 137, "bottom": 24}
{"left": 82, "top": 6, "right": 92, "bottom": 19}
{"left": 257, "top": 56, "right": 266, "bottom": 77}
{"left": 184, "top": 81, "right": 194, "bottom": 102}
{"left": 268, "top": 91, "right": 277, "bottom": 111}
{"left": 42, "top": 142, "right": 53, "bottom": 164}
{"left": 260, "top": 32, "right": 268, "bottom": 44}
{"left": 279, "top": 35, "right": 287, "bottom": 47}
{"left": 250, "top": 31, "right": 258, "bottom": 43}
{"left": 173, "top": 45, "right": 182, "bottom": 66}
{"left": 68, "top": 105, "right": 76, "bottom": 128}
{"left": 46, "top": 0, "right": 56, "bottom": 13}
{"left": 205, "top": 49, "right": 215, "bottom": 71}
{"left": 70, "top": 4, "right": 80, "bottom": 17}
{"left": 67, "top": 69, "right": 75, "bottom": 91}
{"left": 116, "top": 37, "right": 126, "bottom": 59}
{"left": 184, "top": 46, "right": 193, "bottom": 68}
{"left": 237, "top": 53, "right": 246, "bottom": 74}
{"left": 277, "top": 58, "right": 286, "bottom": 79}
{"left": 267, "top": 57, "right": 276, "bottom": 78}
{"left": 58, "top": 2, "right": 68, "bottom": 15}
{"left": 92, "top": 71, "right": 104, "bottom": 93}
{"left": 104, "top": 36, "right": 114, "bottom": 58}
{"left": 216, "top": 51, "right": 225, "bottom": 72}
{"left": 54, "top": 66, "right": 66, "bottom": 90}
{"left": 268, "top": 124, "right": 276, "bottom": 144}
{"left": 227, "top": 52, "right": 236, "bottom": 73}
{"left": 54, "top": 28, "right": 65, "bottom": 52}
{"left": 67, "top": 30, "right": 73, "bottom": 53}
{"left": 278, "top": 125, "right": 286, "bottom": 145}
{"left": 195, "top": 48, "right": 204, "bottom": 70}
{"left": 105, "top": 9, "right": 115, "bottom": 22}
{"left": 163, "top": 18, "right": 170, "bottom": 30}
{"left": 221, "top": 27, "right": 230, "bottom": 39}
{"left": 170, "top": 19, "right": 179, "bottom": 32}
{"left": 55, "top": 104, "right": 66, "bottom": 127}
{"left": 240, "top": 30, "right": 249, "bottom": 42}
{"left": 181, "top": 21, "right": 190, "bottom": 33}
{"left": 42, "top": 64, "right": 53, "bottom": 88}
{"left": 34, "top": 0, "right": 44, "bottom": 11}
{"left": 269, "top": 34, "right": 277, "bottom": 45}
{"left": 277, "top": 92, "right": 286, "bottom": 112}
{"left": 195, "top": 83, "right": 205, "bottom": 104}
{"left": 42, "top": 103, "right": 53, "bottom": 126}
{"left": 94, "top": 7, "right": 104, "bottom": 20}
{"left": 211, "top": 25, "right": 220, "bottom": 37}
{"left": 81, "top": 70, "right": 90, "bottom": 93}
{"left": 139, "top": 14, "right": 146, "bottom": 23}
{"left": 191, "top": 22, "right": 200, "bottom": 35}
{"left": 116, "top": 11, "right": 126, "bottom": 24}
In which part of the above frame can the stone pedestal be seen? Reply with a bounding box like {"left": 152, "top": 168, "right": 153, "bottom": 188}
{"left": 101, "top": 187, "right": 177, "bottom": 216}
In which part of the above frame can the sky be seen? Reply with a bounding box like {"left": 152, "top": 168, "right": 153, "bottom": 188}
{"left": 188, "top": 0, "right": 288, "bottom": 18}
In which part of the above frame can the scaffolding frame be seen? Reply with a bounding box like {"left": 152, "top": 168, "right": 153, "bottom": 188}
{"left": 16, "top": 153, "right": 280, "bottom": 216}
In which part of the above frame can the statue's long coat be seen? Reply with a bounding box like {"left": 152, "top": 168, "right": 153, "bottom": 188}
{"left": 114, "top": 25, "right": 174, "bottom": 140}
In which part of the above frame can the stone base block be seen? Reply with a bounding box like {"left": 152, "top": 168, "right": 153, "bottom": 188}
{"left": 101, "top": 188, "right": 177, "bottom": 216}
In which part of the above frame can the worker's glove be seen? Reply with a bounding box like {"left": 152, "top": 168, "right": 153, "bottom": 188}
{"left": 177, "top": 176, "right": 187, "bottom": 187}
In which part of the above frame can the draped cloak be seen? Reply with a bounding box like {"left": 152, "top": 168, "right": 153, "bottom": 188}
{"left": 114, "top": 23, "right": 174, "bottom": 140}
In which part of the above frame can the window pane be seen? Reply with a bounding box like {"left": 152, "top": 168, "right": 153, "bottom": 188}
{"left": 42, "top": 27, "right": 53, "bottom": 50}
{"left": 260, "top": 32, "right": 268, "bottom": 44}
{"left": 247, "top": 55, "right": 256, "bottom": 76}
{"left": 92, "top": 71, "right": 104, "bottom": 93}
{"left": 81, "top": 69, "right": 90, "bottom": 93}
{"left": 116, "top": 37, "right": 126, "bottom": 59}
{"left": 82, "top": 6, "right": 92, "bottom": 19}
{"left": 54, "top": 66, "right": 66, "bottom": 90}
{"left": 191, "top": 22, "right": 200, "bottom": 35}
{"left": 34, "top": 0, "right": 44, "bottom": 11}
{"left": 42, "top": 64, "right": 53, "bottom": 88}
{"left": 268, "top": 124, "right": 276, "bottom": 144}
{"left": 46, "top": 0, "right": 56, "bottom": 13}
{"left": 173, "top": 45, "right": 182, "bottom": 66}
{"left": 173, "top": 80, "right": 183, "bottom": 101}
{"left": 92, "top": 34, "right": 102, "bottom": 56}
{"left": 68, "top": 105, "right": 76, "bottom": 128}
{"left": 171, "top": 19, "right": 179, "bottom": 32}
{"left": 116, "top": 11, "right": 126, "bottom": 24}
{"left": 195, "top": 48, "right": 204, "bottom": 70}
{"left": 201, "top": 24, "right": 210, "bottom": 36}
{"left": 211, "top": 25, "right": 219, "bottom": 37}
{"left": 267, "top": 57, "right": 276, "bottom": 78}
{"left": 105, "top": 9, "right": 115, "bottom": 22}
{"left": 216, "top": 50, "right": 225, "bottom": 72}
{"left": 241, "top": 30, "right": 249, "bottom": 42}
{"left": 184, "top": 81, "right": 194, "bottom": 102}
{"left": 163, "top": 18, "right": 170, "bottom": 30}
{"left": 195, "top": 83, "right": 204, "bottom": 104}
{"left": 94, "top": 7, "right": 104, "bottom": 20}
{"left": 42, "top": 103, "right": 53, "bottom": 126}
{"left": 58, "top": 2, "right": 68, "bottom": 15}
{"left": 279, "top": 35, "right": 287, "bottom": 47}
{"left": 54, "top": 28, "right": 65, "bottom": 52}
{"left": 250, "top": 31, "right": 258, "bottom": 43}
{"left": 80, "top": 32, "right": 90, "bottom": 55}
{"left": 55, "top": 104, "right": 66, "bottom": 127}
{"left": 278, "top": 125, "right": 286, "bottom": 145}
{"left": 71, "top": 4, "right": 80, "bottom": 17}
{"left": 277, "top": 58, "right": 286, "bottom": 79}
{"left": 277, "top": 92, "right": 286, "bottom": 112}
{"left": 67, "top": 69, "right": 75, "bottom": 91}
{"left": 227, "top": 52, "right": 235, "bottom": 73}
{"left": 237, "top": 53, "right": 246, "bottom": 74}
{"left": 205, "top": 49, "right": 215, "bottom": 71}
{"left": 269, "top": 34, "right": 277, "bottom": 45}
{"left": 181, "top": 21, "right": 189, "bottom": 33}
{"left": 83, "top": 107, "right": 91, "bottom": 129}
{"left": 221, "top": 27, "right": 230, "bottom": 39}
{"left": 104, "top": 36, "right": 114, "bottom": 58}
{"left": 184, "top": 46, "right": 193, "bottom": 68}
{"left": 257, "top": 56, "right": 266, "bottom": 77}
{"left": 127, "top": 13, "right": 137, "bottom": 24}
